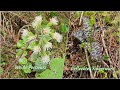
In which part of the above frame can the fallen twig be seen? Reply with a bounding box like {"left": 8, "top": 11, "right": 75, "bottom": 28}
{"left": 102, "top": 61, "right": 109, "bottom": 68}
{"left": 79, "top": 11, "right": 84, "bottom": 26}
{"left": 0, "top": 11, "right": 1, "bottom": 26}
{"left": 101, "top": 28, "right": 118, "bottom": 79}
{"left": 84, "top": 47, "right": 94, "bottom": 79}
{"left": 118, "top": 28, "right": 120, "bottom": 78}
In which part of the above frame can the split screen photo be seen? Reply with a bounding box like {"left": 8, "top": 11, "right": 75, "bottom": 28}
{"left": 0, "top": 11, "right": 120, "bottom": 79}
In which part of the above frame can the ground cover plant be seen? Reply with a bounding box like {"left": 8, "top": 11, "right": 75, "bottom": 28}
{"left": 0, "top": 11, "right": 120, "bottom": 79}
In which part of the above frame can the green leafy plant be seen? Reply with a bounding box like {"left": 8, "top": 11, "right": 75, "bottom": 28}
{"left": 73, "top": 11, "right": 81, "bottom": 18}
{"left": 16, "top": 15, "right": 65, "bottom": 78}
{"left": 103, "top": 54, "right": 109, "bottom": 61}
{"left": 35, "top": 58, "right": 64, "bottom": 79}
{"left": 0, "top": 67, "right": 3, "bottom": 75}
{"left": 59, "top": 23, "right": 69, "bottom": 33}
{"left": 97, "top": 69, "right": 108, "bottom": 78}
{"left": 112, "top": 69, "right": 120, "bottom": 78}
{"left": 49, "top": 12, "right": 57, "bottom": 18}
{"left": 89, "top": 15, "right": 95, "bottom": 27}
{"left": 112, "top": 28, "right": 120, "bottom": 43}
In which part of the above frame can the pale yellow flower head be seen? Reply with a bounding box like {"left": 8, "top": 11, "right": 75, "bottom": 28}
{"left": 43, "top": 27, "right": 51, "bottom": 34}
{"left": 52, "top": 32, "right": 63, "bottom": 43}
{"left": 41, "top": 55, "right": 50, "bottom": 64}
{"left": 50, "top": 17, "right": 58, "bottom": 25}
{"left": 43, "top": 42, "right": 52, "bottom": 51}
{"left": 32, "top": 15, "right": 43, "bottom": 28}
{"left": 33, "top": 46, "right": 41, "bottom": 53}
{"left": 21, "top": 29, "right": 28, "bottom": 37}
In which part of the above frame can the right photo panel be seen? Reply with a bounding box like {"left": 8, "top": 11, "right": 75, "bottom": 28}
{"left": 63, "top": 11, "right": 120, "bottom": 79}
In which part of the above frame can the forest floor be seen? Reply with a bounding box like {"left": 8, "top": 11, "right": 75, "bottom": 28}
{"left": 0, "top": 11, "right": 120, "bottom": 78}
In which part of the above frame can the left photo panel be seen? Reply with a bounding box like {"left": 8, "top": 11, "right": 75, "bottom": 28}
{"left": 0, "top": 12, "right": 69, "bottom": 78}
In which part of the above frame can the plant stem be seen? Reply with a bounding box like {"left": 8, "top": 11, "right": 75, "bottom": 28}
{"left": 101, "top": 28, "right": 118, "bottom": 79}
{"left": 84, "top": 47, "right": 94, "bottom": 79}
{"left": 79, "top": 11, "right": 84, "bottom": 25}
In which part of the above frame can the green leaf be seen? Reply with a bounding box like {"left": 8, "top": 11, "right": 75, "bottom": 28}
{"left": 85, "top": 11, "right": 95, "bottom": 16}
{"left": 44, "top": 35, "right": 52, "bottom": 42}
{"left": 112, "top": 31, "right": 120, "bottom": 37}
{"left": 27, "top": 42, "right": 36, "bottom": 50}
{"left": 89, "top": 16, "right": 95, "bottom": 26}
{"left": 34, "top": 58, "right": 47, "bottom": 72}
{"left": 73, "top": 11, "right": 81, "bottom": 18}
{"left": 76, "top": 11, "right": 81, "bottom": 17}
{"left": 16, "top": 49, "right": 27, "bottom": 58}
{"left": 21, "top": 62, "right": 32, "bottom": 73}
{"left": 36, "top": 58, "right": 64, "bottom": 79}
{"left": 116, "top": 69, "right": 120, "bottom": 74}
{"left": 22, "top": 36, "right": 28, "bottom": 42}
{"left": 23, "top": 68, "right": 31, "bottom": 74}
{"left": 49, "top": 12, "right": 57, "bottom": 18}
{"left": 113, "top": 72, "right": 117, "bottom": 78}
{"left": 59, "top": 23, "right": 69, "bottom": 33}
{"left": 17, "top": 40, "right": 24, "bottom": 48}
{"left": 97, "top": 69, "right": 108, "bottom": 78}
{"left": 18, "top": 57, "right": 28, "bottom": 65}
{"left": 40, "top": 34, "right": 52, "bottom": 44}
{"left": 28, "top": 32, "right": 34, "bottom": 36}
{"left": 36, "top": 69, "right": 54, "bottom": 79}
{"left": 50, "top": 58, "right": 64, "bottom": 78}
{"left": 101, "top": 12, "right": 109, "bottom": 17}
{"left": 103, "top": 54, "right": 109, "bottom": 61}
{"left": 0, "top": 67, "right": 3, "bottom": 75}
{"left": 105, "top": 16, "right": 111, "bottom": 23}
{"left": 36, "top": 12, "right": 42, "bottom": 16}
{"left": 97, "top": 69, "right": 105, "bottom": 74}
{"left": 29, "top": 53, "right": 38, "bottom": 62}
{"left": 79, "top": 43, "right": 85, "bottom": 48}
{"left": 22, "top": 51, "right": 27, "bottom": 57}
{"left": 36, "top": 23, "right": 42, "bottom": 31}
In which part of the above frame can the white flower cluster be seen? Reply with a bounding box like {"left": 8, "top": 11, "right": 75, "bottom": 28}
{"left": 41, "top": 55, "right": 50, "bottom": 64}
{"left": 50, "top": 17, "right": 58, "bottom": 25}
{"left": 43, "top": 27, "right": 51, "bottom": 34}
{"left": 33, "top": 46, "right": 41, "bottom": 53}
{"left": 52, "top": 32, "right": 63, "bottom": 43}
{"left": 21, "top": 29, "right": 28, "bottom": 37}
{"left": 32, "top": 15, "right": 43, "bottom": 29}
{"left": 44, "top": 42, "right": 52, "bottom": 51}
